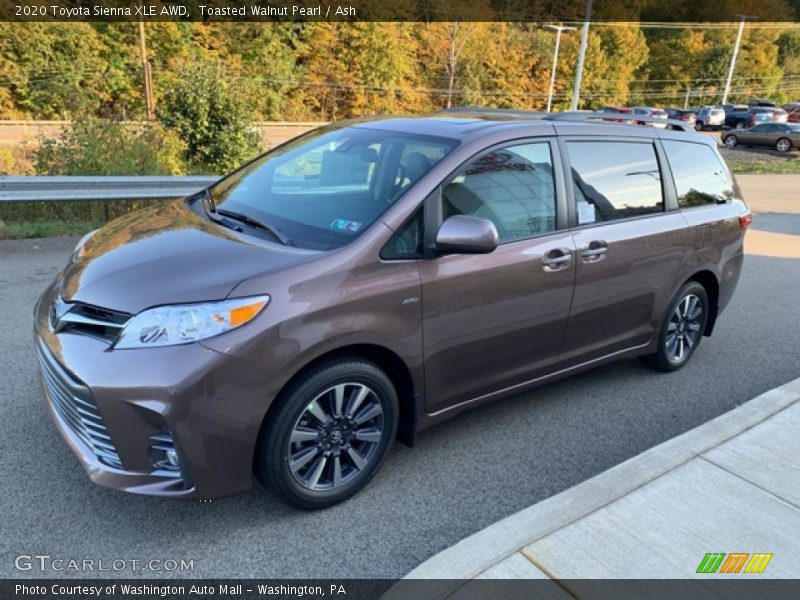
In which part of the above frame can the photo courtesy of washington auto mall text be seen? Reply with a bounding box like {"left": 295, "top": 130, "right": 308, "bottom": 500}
{"left": 2, "top": 0, "right": 800, "bottom": 599}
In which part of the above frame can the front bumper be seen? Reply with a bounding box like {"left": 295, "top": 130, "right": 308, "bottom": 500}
{"left": 34, "top": 279, "right": 279, "bottom": 499}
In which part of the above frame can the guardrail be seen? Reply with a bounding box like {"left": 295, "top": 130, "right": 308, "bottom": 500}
{"left": 0, "top": 176, "right": 221, "bottom": 203}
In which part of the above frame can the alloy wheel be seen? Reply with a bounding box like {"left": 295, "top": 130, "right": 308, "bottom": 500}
{"left": 665, "top": 294, "right": 703, "bottom": 364}
{"left": 776, "top": 139, "right": 791, "bottom": 153}
{"left": 724, "top": 136, "right": 738, "bottom": 148}
{"left": 288, "top": 383, "right": 384, "bottom": 491}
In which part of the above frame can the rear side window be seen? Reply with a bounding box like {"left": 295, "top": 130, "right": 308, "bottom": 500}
{"left": 662, "top": 141, "right": 733, "bottom": 208}
{"left": 567, "top": 141, "right": 663, "bottom": 225}
{"left": 442, "top": 142, "right": 556, "bottom": 243}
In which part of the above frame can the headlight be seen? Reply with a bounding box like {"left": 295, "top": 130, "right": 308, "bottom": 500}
{"left": 114, "top": 295, "right": 270, "bottom": 349}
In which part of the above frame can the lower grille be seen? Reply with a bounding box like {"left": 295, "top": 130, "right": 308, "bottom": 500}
{"left": 36, "top": 341, "right": 123, "bottom": 470}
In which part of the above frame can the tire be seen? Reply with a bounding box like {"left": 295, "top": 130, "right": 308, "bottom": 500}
{"left": 254, "top": 358, "right": 398, "bottom": 509}
{"left": 776, "top": 138, "right": 792, "bottom": 153}
{"left": 641, "top": 281, "right": 709, "bottom": 373}
{"left": 723, "top": 135, "right": 738, "bottom": 148}
{"left": 695, "top": 121, "right": 704, "bottom": 131}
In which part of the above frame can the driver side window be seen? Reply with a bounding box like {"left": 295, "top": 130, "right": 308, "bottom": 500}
{"left": 441, "top": 142, "right": 556, "bottom": 243}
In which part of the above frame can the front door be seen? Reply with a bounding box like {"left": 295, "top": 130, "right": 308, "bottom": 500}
{"left": 419, "top": 140, "right": 576, "bottom": 414}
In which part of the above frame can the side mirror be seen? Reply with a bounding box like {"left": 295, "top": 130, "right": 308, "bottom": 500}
{"left": 434, "top": 215, "right": 499, "bottom": 255}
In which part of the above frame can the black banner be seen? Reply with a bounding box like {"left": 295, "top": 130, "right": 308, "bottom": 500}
{"left": 2, "top": 0, "right": 800, "bottom": 23}
{"left": 4, "top": 579, "right": 800, "bottom": 600}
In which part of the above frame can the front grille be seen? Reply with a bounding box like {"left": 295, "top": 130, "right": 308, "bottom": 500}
{"left": 50, "top": 299, "right": 130, "bottom": 344}
{"left": 36, "top": 341, "right": 123, "bottom": 470}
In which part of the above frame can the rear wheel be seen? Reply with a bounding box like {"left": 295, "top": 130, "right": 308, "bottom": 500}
{"left": 776, "top": 138, "right": 792, "bottom": 153}
{"left": 724, "top": 135, "right": 738, "bottom": 148}
{"left": 641, "top": 282, "right": 709, "bottom": 372}
{"left": 695, "top": 121, "right": 704, "bottom": 131}
{"left": 255, "top": 358, "right": 398, "bottom": 509}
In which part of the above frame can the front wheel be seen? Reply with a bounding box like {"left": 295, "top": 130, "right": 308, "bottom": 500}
{"left": 776, "top": 138, "right": 792, "bottom": 153}
{"left": 724, "top": 135, "right": 738, "bottom": 148}
{"left": 255, "top": 358, "right": 398, "bottom": 509}
{"left": 641, "top": 282, "right": 709, "bottom": 372}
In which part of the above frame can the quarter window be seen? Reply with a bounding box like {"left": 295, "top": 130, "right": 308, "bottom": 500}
{"left": 442, "top": 142, "right": 556, "bottom": 243}
{"left": 567, "top": 141, "right": 664, "bottom": 224}
{"left": 662, "top": 141, "right": 733, "bottom": 207}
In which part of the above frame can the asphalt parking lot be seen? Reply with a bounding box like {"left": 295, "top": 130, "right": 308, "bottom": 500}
{"left": 1, "top": 177, "right": 799, "bottom": 579}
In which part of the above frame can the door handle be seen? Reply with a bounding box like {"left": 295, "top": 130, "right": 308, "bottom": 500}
{"left": 580, "top": 241, "right": 608, "bottom": 263}
{"left": 542, "top": 248, "right": 573, "bottom": 272}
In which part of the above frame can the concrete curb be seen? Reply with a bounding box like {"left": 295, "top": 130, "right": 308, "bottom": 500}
{"left": 401, "top": 375, "right": 800, "bottom": 584}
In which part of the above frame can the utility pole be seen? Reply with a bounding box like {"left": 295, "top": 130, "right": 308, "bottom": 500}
{"left": 571, "top": 0, "right": 592, "bottom": 111}
{"left": 544, "top": 24, "right": 576, "bottom": 113}
{"left": 138, "top": 21, "right": 155, "bottom": 120}
{"left": 721, "top": 15, "right": 756, "bottom": 106}
{"left": 683, "top": 86, "right": 691, "bottom": 109}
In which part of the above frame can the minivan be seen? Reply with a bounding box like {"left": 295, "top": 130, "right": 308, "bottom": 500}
{"left": 34, "top": 112, "right": 750, "bottom": 509}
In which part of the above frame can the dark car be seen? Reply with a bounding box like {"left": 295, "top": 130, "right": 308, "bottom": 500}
{"left": 726, "top": 106, "right": 787, "bottom": 129}
{"left": 723, "top": 122, "right": 800, "bottom": 153}
{"left": 747, "top": 99, "right": 777, "bottom": 108}
{"left": 783, "top": 102, "right": 800, "bottom": 123}
{"left": 594, "top": 106, "right": 635, "bottom": 124}
{"left": 666, "top": 109, "right": 697, "bottom": 127}
{"left": 34, "top": 112, "right": 750, "bottom": 509}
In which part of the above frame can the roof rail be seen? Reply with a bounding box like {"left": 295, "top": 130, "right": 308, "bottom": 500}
{"left": 438, "top": 107, "right": 695, "bottom": 132}
{"left": 543, "top": 111, "right": 695, "bottom": 132}
{"left": 438, "top": 107, "right": 548, "bottom": 118}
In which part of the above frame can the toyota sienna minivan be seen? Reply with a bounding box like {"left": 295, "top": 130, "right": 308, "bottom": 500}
{"left": 34, "top": 111, "right": 750, "bottom": 509}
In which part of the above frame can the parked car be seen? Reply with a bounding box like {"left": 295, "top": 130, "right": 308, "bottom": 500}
{"left": 666, "top": 108, "right": 697, "bottom": 127}
{"left": 722, "top": 122, "right": 800, "bottom": 153}
{"left": 695, "top": 107, "right": 726, "bottom": 131}
{"left": 723, "top": 104, "right": 750, "bottom": 128}
{"left": 784, "top": 102, "right": 800, "bottom": 123}
{"left": 747, "top": 99, "right": 777, "bottom": 108}
{"left": 34, "top": 112, "right": 750, "bottom": 509}
{"left": 595, "top": 106, "right": 635, "bottom": 124}
{"left": 726, "top": 106, "right": 787, "bottom": 129}
{"left": 633, "top": 106, "right": 669, "bottom": 128}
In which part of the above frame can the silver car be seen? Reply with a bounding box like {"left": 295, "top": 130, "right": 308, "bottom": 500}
{"left": 695, "top": 107, "right": 726, "bottom": 131}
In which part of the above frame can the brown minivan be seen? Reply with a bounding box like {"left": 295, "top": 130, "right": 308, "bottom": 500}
{"left": 34, "top": 112, "right": 750, "bottom": 509}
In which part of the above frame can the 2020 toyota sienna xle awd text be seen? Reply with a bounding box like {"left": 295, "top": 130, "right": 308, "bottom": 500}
{"left": 34, "top": 111, "right": 750, "bottom": 509}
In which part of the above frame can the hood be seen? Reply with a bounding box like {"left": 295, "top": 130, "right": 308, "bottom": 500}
{"left": 61, "top": 200, "right": 315, "bottom": 315}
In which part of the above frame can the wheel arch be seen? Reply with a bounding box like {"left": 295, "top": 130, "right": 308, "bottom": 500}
{"left": 261, "top": 343, "right": 418, "bottom": 448}
{"left": 687, "top": 270, "right": 720, "bottom": 336}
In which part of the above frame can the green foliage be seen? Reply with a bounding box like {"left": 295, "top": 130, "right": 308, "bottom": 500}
{"left": 157, "top": 58, "right": 262, "bottom": 173}
{"left": 35, "top": 119, "right": 186, "bottom": 175}
{"left": 0, "top": 219, "right": 101, "bottom": 240}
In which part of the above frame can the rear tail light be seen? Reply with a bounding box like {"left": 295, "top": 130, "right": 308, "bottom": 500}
{"left": 739, "top": 213, "right": 752, "bottom": 230}
{"left": 749, "top": 114, "right": 756, "bottom": 124}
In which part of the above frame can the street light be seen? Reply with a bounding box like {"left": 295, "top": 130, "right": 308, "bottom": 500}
{"left": 721, "top": 14, "right": 757, "bottom": 106}
{"left": 571, "top": 0, "right": 593, "bottom": 111}
{"left": 544, "top": 24, "right": 576, "bottom": 113}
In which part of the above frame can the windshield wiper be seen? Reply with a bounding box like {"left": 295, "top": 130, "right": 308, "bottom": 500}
{"left": 215, "top": 209, "right": 294, "bottom": 246}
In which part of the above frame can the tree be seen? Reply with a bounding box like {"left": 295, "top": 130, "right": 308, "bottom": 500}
{"left": 158, "top": 58, "right": 262, "bottom": 173}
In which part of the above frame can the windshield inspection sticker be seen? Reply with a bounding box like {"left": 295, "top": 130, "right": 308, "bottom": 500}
{"left": 330, "top": 219, "right": 363, "bottom": 233}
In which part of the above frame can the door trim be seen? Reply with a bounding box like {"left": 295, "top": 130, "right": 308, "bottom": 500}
{"left": 425, "top": 339, "right": 651, "bottom": 417}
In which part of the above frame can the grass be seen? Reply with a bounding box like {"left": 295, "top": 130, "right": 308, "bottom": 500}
{"left": 0, "top": 219, "right": 101, "bottom": 240}
{"left": 727, "top": 158, "right": 800, "bottom": 174}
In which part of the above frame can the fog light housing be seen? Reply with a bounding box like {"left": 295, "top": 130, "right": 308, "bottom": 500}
{"left": 150, "top": 431, "right": 182, "bottom": 477}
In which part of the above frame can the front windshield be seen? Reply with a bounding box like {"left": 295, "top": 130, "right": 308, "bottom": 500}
{"left": 208, "top": 125, "right": 458, "bottom": 250}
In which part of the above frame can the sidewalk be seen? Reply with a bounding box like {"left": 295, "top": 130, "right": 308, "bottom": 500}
{"left": 399, "top": 376, "right": 800, "bottom": 594}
